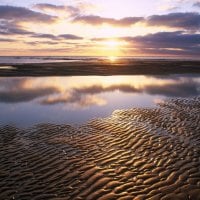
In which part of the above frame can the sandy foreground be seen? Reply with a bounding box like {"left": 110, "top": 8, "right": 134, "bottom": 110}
{"left": 0, "top": 60, "right": 200, "bottom": 76}
{"left": 0, "top": 97, "right": 200, "bottom": 200}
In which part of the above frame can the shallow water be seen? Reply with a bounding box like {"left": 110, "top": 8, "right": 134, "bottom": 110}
{"left": 0, "top": 74, "right": 199, "bottom": 127}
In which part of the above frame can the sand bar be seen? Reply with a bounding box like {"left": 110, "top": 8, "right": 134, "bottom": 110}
{"left": 0, "top": 60, "right": 200, "bottom": 76}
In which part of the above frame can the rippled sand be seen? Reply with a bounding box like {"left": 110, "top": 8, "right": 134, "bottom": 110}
{"left": 0, "top": 98, "right": 200, "bottom": 200}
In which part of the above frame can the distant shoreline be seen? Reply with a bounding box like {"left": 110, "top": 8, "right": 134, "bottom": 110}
{"left": 0, "top": 60, "right": 200, "bottom": 76}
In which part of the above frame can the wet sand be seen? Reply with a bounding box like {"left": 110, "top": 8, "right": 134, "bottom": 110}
{"left": 0, "top": 97, "right": 200, "bottom": 199}
{"left": 0, "top": 60, "right": 200, "bottom": 76}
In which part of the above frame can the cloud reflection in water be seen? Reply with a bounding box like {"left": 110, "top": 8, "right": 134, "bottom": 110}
{"left": 0, "top": 75, "right": 199, "bottom": 106}
{"left": 0, "top": 75, "right": 199, "bottom": 126}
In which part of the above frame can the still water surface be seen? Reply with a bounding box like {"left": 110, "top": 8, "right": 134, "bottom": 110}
{"left": 0, "top": 74, "right": 199, "bottom": 127}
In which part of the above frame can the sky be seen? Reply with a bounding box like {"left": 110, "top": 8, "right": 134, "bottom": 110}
{"left": 0, "top": 0, "right": 200, "bottom": 57}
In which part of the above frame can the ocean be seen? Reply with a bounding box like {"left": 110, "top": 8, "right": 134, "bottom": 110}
{"left": 0, "top": 56, "right": 194, "bottom": 64}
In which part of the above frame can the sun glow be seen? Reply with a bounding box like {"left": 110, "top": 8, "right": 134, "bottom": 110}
{"left": 104, "top": 40, "right": 120, "bottom": 48}
{"left": 108, "top": 56, "right": 117, "bottom": 62}
{"left": 95, "top": 38, "right": 128, "bottom": 57}
{"left": 100, "top": 40, "right": 125, "bottom": 58}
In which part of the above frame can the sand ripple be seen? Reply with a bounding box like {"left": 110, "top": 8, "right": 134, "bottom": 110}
{"left": 0, "top": 98, "right": 200, "bottom": 200}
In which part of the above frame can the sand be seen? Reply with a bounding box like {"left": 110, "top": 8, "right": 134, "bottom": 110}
{"left": 0, "top": 97, "right": 200, "bottom": 199}
{"left": 0, "top": 60, "right": 200, "bottom": 76}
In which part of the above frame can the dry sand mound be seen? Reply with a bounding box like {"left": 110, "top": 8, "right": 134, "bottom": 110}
{"left": 0, "top": 97, "right": 200, "bottom": 200}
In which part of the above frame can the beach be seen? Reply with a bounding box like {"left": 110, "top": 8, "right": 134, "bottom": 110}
{"left": 0, "top": 59, "right": 200, "bottom": 76}
{"left": 1, "top": 0, "right": 200, "bottom": 198}
{"left": 0, "top": 97, "right": 200, "bottom": 199}
{"left": 0, "top": 59, "right": 200, "bottom": 199}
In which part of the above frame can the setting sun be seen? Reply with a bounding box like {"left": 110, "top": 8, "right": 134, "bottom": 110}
{"left": 104, "top": 40, "right": 120, "bottom": 48}
{"left": 96, "top": 39, "right": 125, "bottom": 57}
{"left": 108, "top": 56, "right": 117, "bottom": 62}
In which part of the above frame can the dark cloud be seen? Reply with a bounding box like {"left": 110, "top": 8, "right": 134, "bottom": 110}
{"left": 0, "top": 20, "right": 35, "bottom": 35}
{"left": 33, "top": 3, "right": 79, "bottom": 16}
{"left": 146, "top": 12, "right": 200, "bottom": 30}
{"left": 74, "top": 84, "right": 139, "bottom": 94}
{"left": 31, "top": 33, "right": 83, "bottom": 40}
{"left": 132, "top": 31, "right": 200, "bottom": 56}
{"left": 27, "top": 47, "right": 76, "bottom": 52}
{"left": 32, "top": 33, "right": 57, "bottom": 40}
{"left": 130, "top": 31, "right": 200, "bottom": 49}
{"left": 0, "top": 5, "right": 57, "bottom": 23}
{"left": 193, "top": 2, "right": 200, "bottom": 7}
{"left": 59, "top": 34, "right": 83, "bottom": 40}
{"left": 25, "top": 40, "right": 80, "bottom": 46}
{"left": 135, "top": 46, "right": 200, "bottom": 57}
{"left": 41, "top": 84, "right": 139, "bottom": 106}
{"left": 0, "top": 20, "right": 83, "bottom": 40}
{"left": 74, "top": 81, "right": 199, "bottom": 98}
{"left": 41, "top": 91, "right": 81, "bottom": 105}
{"left": 0, "top": 88, "right": 58, "bottom": 103}
{"left": 0, "top": 38, "right": 15, "bottom": 42}
{"left": 41, "top": 80, "right": 200, "bottom": 106}
{"left": 73, "top": 15, "right": 143, "bottom": 26}
{"left": 0, "top": 27, "right": 33, "bottom": 36}
{"left": 25, "top": 41, "right": 59, "bottom": 46}
{"left": 0, "top": 78, "right": 26, "bottom": 90}
{"left": 41, "top": 92, "right": 105, "bottom": 107}
{"left": 0, "top": 78, "right": 59, "bottom": 103}
{"left": 73, "top": 12, "right": 200, "bottom": 30}
{"left": 94, "top": 31, "right": 200, "bottom": 56}
{"left": 32, "top": 5, "right": 200, "bottom": 31}
{"left": 144, "top": 81, "right": 199, "bottom": 97}
{"left": 41, "top": 84, "right": 138, "bottom": 107}
{"left": 0, "top": 77, "right": 199, "bottom": 106}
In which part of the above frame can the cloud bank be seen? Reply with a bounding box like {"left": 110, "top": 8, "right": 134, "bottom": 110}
{"left": 0, "top": 5, "right": 57, "bottom": 23}
{"left": 0, "top": 76, "right": 199, "bottom": 107}
{"left": 72, "top": 12, "right": 200, "bottom": 30}
{"left": 73, "top": 15, "right": 143, "bottom": 26}
{"left": 0, "top": 3, "right": 199, "bottom": 57}
{"left": 93, "top": 31, "right": 200, "bottom": 56}
{"left": 146, "top": 12, "right": 200, "bottom": 30}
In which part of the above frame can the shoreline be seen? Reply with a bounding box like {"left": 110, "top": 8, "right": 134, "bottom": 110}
{"left": 0, "top": 60, "right": 200, "bottom": 76}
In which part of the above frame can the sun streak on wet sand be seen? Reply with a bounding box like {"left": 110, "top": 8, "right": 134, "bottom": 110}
{"left": 0, "top": 66, "right": 16, "bottom": 70}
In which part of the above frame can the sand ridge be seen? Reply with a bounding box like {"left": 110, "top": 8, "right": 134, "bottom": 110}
{"left": 0, "top": 97, "right": 200, "bottom": 199}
